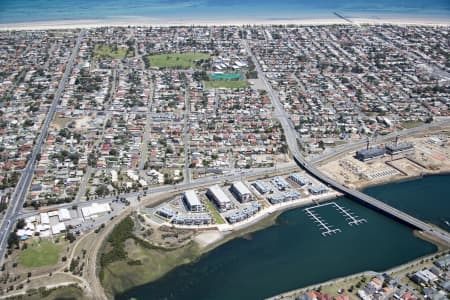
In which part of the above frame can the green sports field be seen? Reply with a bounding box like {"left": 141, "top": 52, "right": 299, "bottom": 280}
{"left": 146, "top": 53, "right": 210, "bottom": 69}
{"left": 204, "top": 80, "right": 249, "bottom": 89}
{"left": 93, "top": 44, "right": 129, "bottom": 60}
{"left": 20, "top": 240, "right": 61, "bottom": 268}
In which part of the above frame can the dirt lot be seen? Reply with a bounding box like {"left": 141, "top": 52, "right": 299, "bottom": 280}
{"left": 319, "top": 132, "right": 450, "bottom": 189}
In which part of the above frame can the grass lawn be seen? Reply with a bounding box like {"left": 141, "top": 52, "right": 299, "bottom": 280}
{"left": 204, "top": 199, "right": 225, "bottom": 224}
{"left": 20, "top": 240, "right": 61, "bottom": 268}
{"left": 204, "top": 80, "right": 248, "bottom": 89}
{"left": 93, "top": 43, "right": 129, "bottom": 61}
{"left": 401, "top": 121, "right": 424, "bottom": 129}
{"left": 146, "top": 53, "right": 210, "bottom": 69}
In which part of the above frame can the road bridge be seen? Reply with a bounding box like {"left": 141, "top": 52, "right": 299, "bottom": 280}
{"left": 244, "top": 40, "right": 450, "bottom": 247}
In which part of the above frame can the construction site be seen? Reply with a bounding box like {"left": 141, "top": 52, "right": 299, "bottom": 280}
{"left": 319, "top": 131, "right": 450, "bottom": 190}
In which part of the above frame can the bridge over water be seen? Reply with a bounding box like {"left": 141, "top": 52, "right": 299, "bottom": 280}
{"left": 244, "top": 40, "right": 450, "bottom": 248}
{"left": 293, "top": 155, "right": 450, "bottom": 246}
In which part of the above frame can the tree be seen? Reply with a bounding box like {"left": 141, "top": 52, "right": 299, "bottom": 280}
{"left": 65, "top": 232, "right": 76, "bottom": 243}
{"left": 16, "top": 219, "right": 25, "bottom": 230}
{"left": 7, "top": 233, "right": 18, "bottom": 249}
{"left": 95, "top": 185, "right": 108, "bottom": 197}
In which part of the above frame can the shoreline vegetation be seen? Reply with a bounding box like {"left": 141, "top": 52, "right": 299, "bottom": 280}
{"left": 268, "top": 249, "right": 450, "bottom": 300}
{"left": 99, "top": 170, "right": 450, "bottom": 299}
{"left": 99, "top": 210, "right": 283, "bottom": 298}
{"left": 0, "top": 17, "right": 450, "bottom": 31}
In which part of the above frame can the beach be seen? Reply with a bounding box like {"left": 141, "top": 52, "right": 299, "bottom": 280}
{"left": 1, "top": 16, "right": 450, "bottom": 31}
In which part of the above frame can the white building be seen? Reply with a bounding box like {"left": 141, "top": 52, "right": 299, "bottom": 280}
{"left": 81, "top": 203, "right": 111, "bottom": 219}
{"left": 110, "top": 170, "right": 118, "bottom": 183}
{"left": 230, "top": 181, "right": 253, "bottom": 203}
{"left": 183, "top": 190, "right": 204, "bottom": 212}
{"left": 51, "top": 222, "right": 66, "bottom": 234}
{"left": 206, "top": 185, "right": 232, "bottom": 211}
{"left": 40, "top": 212, "right": 50, "bottom": 225}
{"left": 58, "top": 208, "right": 71, "bottom": 221}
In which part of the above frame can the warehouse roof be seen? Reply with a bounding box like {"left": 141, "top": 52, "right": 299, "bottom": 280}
{"left": 232, "top": 181, "right": 251, "bottom": 195}
{"left": 184, "top": 190, "right": 202, "bottom": 207}
{"left": 208, "top": 185, "right": 231, "bottom": 205}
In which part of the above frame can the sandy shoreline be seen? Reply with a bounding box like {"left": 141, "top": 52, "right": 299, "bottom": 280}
{"left": 1, "top": 17, "right": 449, "bottom": 31}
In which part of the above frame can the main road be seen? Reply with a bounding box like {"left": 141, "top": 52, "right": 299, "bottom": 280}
{"left": 14, "top": 163, "right": 298, "bottom": 220}
{"left": 244, "top": 41, "right": 450, "bottom": 246}
{"left": 309, "top": 117, "right": 450, "bottom": 165}
{"left": 0, "top": 29, "right": 86, "bottom": 263}
{"left": 1, "top": 33, "right": 449, "bottom": 271}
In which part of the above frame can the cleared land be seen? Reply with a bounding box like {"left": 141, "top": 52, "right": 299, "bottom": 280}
{"left": 204, "top": 80, "right": 249, "bottom": 89}
{"left": 401, "top": 121, "right": 425, "bottom": 129}
{"left": 204, "top": 199, "right": 225, "bottom": 224}
{"left": 146, "top": 53, "right": 210, "bottom": 69}
{"left": 93, "top": 43, "right": 129, "bottom": 60}
{"left": 19, "top": 240, "right": 62, "bottom": 268}
{"left": 53, "top": 115, "right": 71, "bottom": 130}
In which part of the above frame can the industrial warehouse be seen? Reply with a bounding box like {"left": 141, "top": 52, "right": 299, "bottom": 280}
{"left": 355, "top": 138, "right": 415, "bottom": 162}
{"left": 355, "top": 147, "right": 386, "bottom": 162}
{"left": 385, "top": 142, "right": 415, "bottom": 155}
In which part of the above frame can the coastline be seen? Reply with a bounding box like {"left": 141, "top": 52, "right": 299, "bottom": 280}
{"left": 193, "top": 168, "right": 450, "bottom": 253}
{"left": 267, "top": 250, "right": 449, "bottom": 300}
{"left": 1, "top": 16, "right": 449, "bottom": 31}
{"left": 105, "top": 171, "right": 449, "bottom": 298}
{"left": 100, "top": 192, "right": 340, "bottom": 296}
{"left": 354, "top": 169, "right": 450, "bottom": 191}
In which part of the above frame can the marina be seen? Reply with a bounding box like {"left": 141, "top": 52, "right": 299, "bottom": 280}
{"left": 117, "top": 176, "right": 449, "bottom": 300}
{"left": 304, "top": 202, "right": 366, "bottom": 236}
{"left": 304, "top": 206, "right": 341, "bottom": 237}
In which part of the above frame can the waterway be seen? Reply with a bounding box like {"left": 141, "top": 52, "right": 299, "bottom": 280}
{"left": 117, "top": 175, "right": 450, "bottom": 300}
{"left": 364, "top": 175, "right": 450, "bottom": 232}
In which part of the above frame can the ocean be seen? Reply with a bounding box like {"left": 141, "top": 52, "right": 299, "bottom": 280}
{"left": 0, "top": 0, "right": 449, "bottom": 24}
